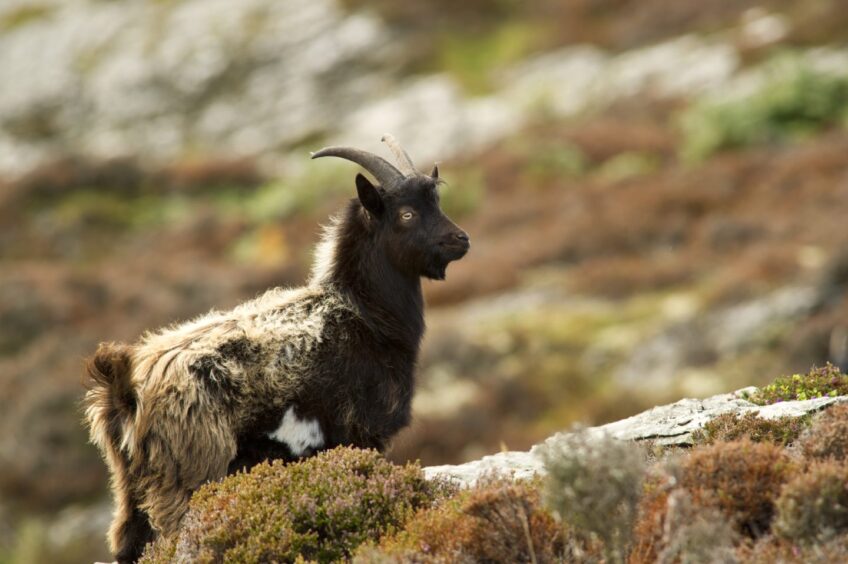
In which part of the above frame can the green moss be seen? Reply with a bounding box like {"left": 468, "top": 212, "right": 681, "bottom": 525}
{"left": 524, "top": 144, "right": 586, "bottom": 183}
{"left": 438, "top": 166, "right": 485, "bottom": 219}
{"left": 0, "top": 516, "right": 111, "bottom": 564}
{"left": 749, "top": 363, "right": 848, "bottom": 405}
{"left": 0, "top": 4, "right": 53, "bottom": 31}
{"left": 594, "top": 151, "right": 660, "bottom": 182}
{"left": 34, "top": 189, "right": 194, "bottom": 233}
{"left": 434, "top": 22, "right": 542, "bottom": 95}
{"left": 140, "top": 448, "right": 453, "bottom": 563}
{"left": 691, "top": 412, "right": 811, "bottom": 447}
{"left": 209, "top": 162, "right": 350, "bottom": 227}
{"left": 680, "top": 56, "right": 848, "bottom": 161}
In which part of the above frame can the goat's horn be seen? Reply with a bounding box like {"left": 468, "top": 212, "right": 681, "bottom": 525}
{"left": 311, "top": 146, "right": 404, "bottom": 188}
{"left": 381, "top": 134, "right": 418, "bottom": 177}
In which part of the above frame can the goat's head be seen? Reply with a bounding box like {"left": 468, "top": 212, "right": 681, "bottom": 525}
{"left": 311, "top": 135, "right": 469, "bottom": 281}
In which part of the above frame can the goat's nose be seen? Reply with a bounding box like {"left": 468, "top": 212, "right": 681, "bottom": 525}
{"left": 454, "top": 231, "right": 470, "bottom": 244}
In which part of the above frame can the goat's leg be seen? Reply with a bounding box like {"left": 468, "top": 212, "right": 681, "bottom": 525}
{"left": 113, "top": 505, "right": 155, "bottom": 564}
{"left": 137, "top": 425, "right": 236, "bottom": 539}
{"left": 101, "top": 443, "right": 154, "bottom": 563}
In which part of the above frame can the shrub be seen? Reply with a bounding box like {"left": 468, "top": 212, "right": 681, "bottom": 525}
{"left": 657, "top": 489, "right": 739, "bottom": 564}
{"left": 774, "top": 460, "right": 848, "bottom": 542}
{"left": 799, "top": 403, "right": 848, "bottom": 462}
{"left": 361, "top": 477, "right": 565, "bottom": 563}
{"left": 542, "top": 430, "right": 646, "bottom": 564}
{"left": 630, "top": 471, "right": 675, "bottom": 564}
{"left": 140, "top": 447, "right": 452, "bottom": 563}
{"left": 742, "top": 534, "right": 848, "bottom": 564}
{"left": 679, "top": 440, "right": 795, "bottom": 538}
{"left": 691, "top": 411, "right": 810, "bottom": 447}
{"left": 749, "top": 363, "right": 848, "bottom": 405}
{"left": 681, "top": 58, "right": 848, "bottom": 161}
{"left": 631, "top": 467, "right": 739, "bottom": 564}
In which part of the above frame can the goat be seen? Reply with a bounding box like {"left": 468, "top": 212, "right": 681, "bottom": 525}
{"left": 83, "top": 135, "right": 470, "bottom": 563}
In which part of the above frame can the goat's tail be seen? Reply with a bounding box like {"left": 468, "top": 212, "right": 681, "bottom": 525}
{"left": 84, "top": 342, "right": 136, "bottom": 451}
{"left": 83, "top": 342, "right": 144, "bottom": 556}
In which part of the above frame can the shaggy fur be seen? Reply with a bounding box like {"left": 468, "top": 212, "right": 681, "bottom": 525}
{"left": 84, "top": 166, "right": 468, "bottom": 563}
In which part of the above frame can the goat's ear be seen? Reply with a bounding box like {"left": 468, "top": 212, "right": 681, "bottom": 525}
{"left": 355, "top": 173, "right": 384, "bottom": 217}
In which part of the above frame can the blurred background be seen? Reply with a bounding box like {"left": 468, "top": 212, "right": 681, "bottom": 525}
{"left": 1, "top": 0, "right": 848, "bottom": 560}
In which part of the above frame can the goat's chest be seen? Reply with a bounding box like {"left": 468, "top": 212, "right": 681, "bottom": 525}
{"left": 266, "top": 405, "right": 326, "bottom": 456}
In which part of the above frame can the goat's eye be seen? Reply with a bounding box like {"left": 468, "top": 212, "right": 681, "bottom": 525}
{"left": 401, "top": 211, "right": 414, "bottom": 221}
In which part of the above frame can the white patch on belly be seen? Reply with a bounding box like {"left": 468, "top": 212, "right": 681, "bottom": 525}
{"left": 267, "top": 406, "right": 324, "bottom": 455}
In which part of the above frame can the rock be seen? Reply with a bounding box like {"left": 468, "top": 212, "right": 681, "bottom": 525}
{"left": 423, "top": 449, "right": 545, "bottom": 486}
{"left": 615, "top": 286, "right": 820, "bottom": 394}
{"left": 3, "top": 0, "right": 848, "bottom": 179}
{"left": 424, "top": 389, "right": 848, "bottom": 486}
{"left": 0, "top": 0, "right": 392, "bottom": 174}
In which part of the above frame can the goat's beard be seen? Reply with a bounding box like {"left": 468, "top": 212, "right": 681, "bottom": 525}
{"left": 422, "top": 250, "right": 463, "bottom": 281}
{"left": 423, "top": 262, "right": 448, "bottom": 281}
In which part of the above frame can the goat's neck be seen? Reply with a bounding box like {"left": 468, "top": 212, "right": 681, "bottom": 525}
{"left": 324, "top": 209, "right": 424, "bottom": 348}
{"left": 348, "top": 251, "right": 424, "bottom": 347}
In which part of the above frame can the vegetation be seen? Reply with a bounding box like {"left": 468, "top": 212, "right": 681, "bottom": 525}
{"left": 0, "top": 4, "right": 54, "bottom": 32}
{"left": 774, "top": 460, "right": 848, "bottom": 542}
{"left": 359, "top": 477, "right": 565, "bottom": 563}
{"left": 129, "top": 395, "right": 848, "bottom": 563}
{"left": 799, "top": 403, "right": 848, "bottom": 462}
{"left": 750, "top": 363, "right": 848, "bottom": 405}
{"left": 6, "top": 1, "right": 848, "bottom": 560}
{"left": 140, "top": 448, "right": 453, "bottom": 563}
{"left": 542, "top": 430, "right": 646, "bottom": 563}
{"left": 655, "top": 490, "right": 739, "bottom": 564}
{"left": 679, "top": 439, "right": 795, "bottom": 537}
{"left": 681, "top": 59, "right": 848, "bottom": 161}
{"left": 691, "top": 411, "right": 810, "bottom": 447}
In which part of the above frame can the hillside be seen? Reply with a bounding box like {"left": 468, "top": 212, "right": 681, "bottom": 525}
{"left": 1, "top": 0, "right": 847, "bottom": 561}
{"left": 142, "top": 366, "right": 848, "bottom": 562}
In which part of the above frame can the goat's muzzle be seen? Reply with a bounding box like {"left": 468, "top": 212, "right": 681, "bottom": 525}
{"left": 439, "top": 230, "right": 470, "bottom": 259}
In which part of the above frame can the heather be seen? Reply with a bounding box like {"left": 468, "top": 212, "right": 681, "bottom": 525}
{"left": 691, "top": 411, "right": 810, "bottom": 447}
{"left": 134, "top": 394, "right": 848, "bottom": 563}
{"left": 140, "top": 447, "right": 452, "bottom": 563}
{"left": 358, "top": 477, "right": 566, "bottom": 563}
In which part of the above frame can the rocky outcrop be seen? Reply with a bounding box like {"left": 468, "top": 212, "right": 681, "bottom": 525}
{"left": 3, "top": 1, "right": 847, "bottom": 178}
{"left": 0, "top": 0, "right": 393, "bottom": 173}
{"left": 424, "top": 389, "right": 847, "bottom": 486}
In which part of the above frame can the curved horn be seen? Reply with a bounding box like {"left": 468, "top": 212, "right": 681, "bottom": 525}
{"left": 381, "top": 134, "right": 418, "bottom": 177}
{"left": 311, "top": 146, "right": 404, "bottom": 188}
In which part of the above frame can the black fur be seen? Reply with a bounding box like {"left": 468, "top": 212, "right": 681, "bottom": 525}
{"left": 103, "top": 171, "right": 468, "bottom": 562}
{"left": 235, "top": 174, "right": 468, "bottom": 462}
{"left": 114, "top": 507, "right": 155, "bottom": 564}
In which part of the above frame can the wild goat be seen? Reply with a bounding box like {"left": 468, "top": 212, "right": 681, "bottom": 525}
{"left": 84, "top": 135, "right": 470, "bottom": 563}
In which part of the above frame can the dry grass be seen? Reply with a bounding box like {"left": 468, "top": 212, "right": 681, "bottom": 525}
{"left": 680, "top": 440, "right": 796, "bottom": 538}
{"left": 361, "top": 477, "right": 564, "bottom": 563}
{"left": 799, "top": 403, "right": 848, "bottom": 462}
{"left": 691, "top": 412, "right": 811, "bottom": 447}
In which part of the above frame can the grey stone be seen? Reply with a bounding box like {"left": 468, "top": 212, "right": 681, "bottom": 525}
{"left": 424, "top": 389, "right": 847, "bottom": 486}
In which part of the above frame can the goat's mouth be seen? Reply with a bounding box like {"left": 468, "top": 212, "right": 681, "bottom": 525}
{"left": 438, "top": 240, "right": 470, "bottom": 260}
{"left": 423, "top": 243, "right": 468, "bottom": 280}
